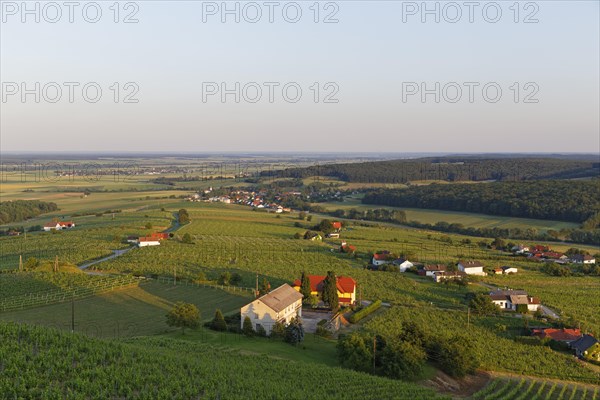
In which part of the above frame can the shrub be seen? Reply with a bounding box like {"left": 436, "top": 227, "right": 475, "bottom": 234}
{"left": 349, "top": 300, "right": 382, "bottom": 323}
{"left": 210, "top": 309, "right": 227, "bottom": 332}
{"left": 242, "top": 316, "right": 254, "bottom": 337}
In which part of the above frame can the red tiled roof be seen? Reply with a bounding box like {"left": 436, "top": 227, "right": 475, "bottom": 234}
{"left": 292, "top": 275, "right": 356, "bottom": 294}
{"left": 532, "top": 328, "right": 582, "bottom": 342}
{"left": 332, "top": 222, "right": 342, "bottom": 229}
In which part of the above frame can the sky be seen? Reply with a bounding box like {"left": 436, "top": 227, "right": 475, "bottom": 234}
{"left": 1, "top": 0, "right": 599, "bottom": 153}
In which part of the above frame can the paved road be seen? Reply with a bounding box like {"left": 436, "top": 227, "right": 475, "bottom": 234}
{"left": 78, "top": 247, "right": 135, "bottom": 271}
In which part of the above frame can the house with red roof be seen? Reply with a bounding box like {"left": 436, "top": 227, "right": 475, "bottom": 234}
{"left": 331, "top": 221, "right": 342, "bottom": 231}
{"left": 292, "top": 275, "right": 356, "bottom": 306}
{"left": 43, "top": 221, "right": 75, "bottom": 231}
{"left": 531, "top": 328, "right": 582, "bottom": 344}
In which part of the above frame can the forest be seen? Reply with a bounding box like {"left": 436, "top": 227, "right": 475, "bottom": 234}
{"left": 362, "top": 180, "right": 600, "bottom": 223}
{"left": 0, "top": 200, "right": 59, "bottom": 225}
{"left": 263, "top": 157, "right": 600, "bottom": 183}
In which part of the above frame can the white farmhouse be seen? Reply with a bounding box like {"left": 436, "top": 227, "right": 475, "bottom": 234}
{"left": 501, "top": 266, "right": 518, "bottom": 274}
{"left": 240, "top": 284, "right": 303, "bottom": 335}
{"left": 392, "top": 258, "right": 414, "bottom": 272}
{"left": 457, "top": 260, "right": 486, "bottom": 276}
{"left": 138, "top": 237, "right": 160, "bottom": 247}
{"left": 570, "top": 255, "right": 596, "bottom": 265}
{"left": 489, "top": 290, "right": 541, "bottom": 312}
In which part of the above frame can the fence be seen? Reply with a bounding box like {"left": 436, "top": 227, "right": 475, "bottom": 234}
{"left": 147, "top": 275, "right": 255, "bottom": 296}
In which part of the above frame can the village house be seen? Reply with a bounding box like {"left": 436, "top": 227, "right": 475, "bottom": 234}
{"left": 126, "top": 235, "right": 139, "bottom": 244}
{"left": 422, "top": 264, "right": 446, "bottom": 277}
{"left": 432, "top": 270, "right": 467, "bottom": 283}
{"left": 392, "top": 258, "right": 414, "bottom": 272}
{"left": 43, "top": 221, "right": 75, "bottom": 231}
{"left": 501, "top": 266, "right": 518, "bottom": 274}
{"left": 292, "top": 275, "right": 357, "bottom": 306}
{"left": 531, "top": 328, "right": 582, "bottom": 344}
{"left": 511, "top": 244, "right": 530, "bottom": 255}
{"left": 138, "top": 237, "right": 161, "bottom": 247}
{"left": 570, "top": 335, "right": 600, "bottom": 361}
{"left": 240, "top": 284, "right": 303, "bottom": 335}
{"left": 326, "top": 233, "right": 340, "bottom": 239}
{"left": 372, "top": 251, "right": 394, "bottom": 266}
{"left": 489, "top": 290, "right": 541, "bottom": 312}
{"left": 570, "top": 254, "right": 596, "bottom": 264}
{"left": 457, "top": 260, "right": 485, "bottom": 276}
{"left": 492, "top": 268, "right": 503, "bottom": 275}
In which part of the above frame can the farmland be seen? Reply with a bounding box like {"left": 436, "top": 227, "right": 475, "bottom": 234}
{"left": 0, "top": 281, "right": 250, "bottom": 338}
{"left": 1, "top": 322, "right": 450, "bottom": 400}
{"left": 1, "top": 154, "right": 599, "bottom": 398}
{"left": 470, "top": 377, "right": 600, "bottom": 400}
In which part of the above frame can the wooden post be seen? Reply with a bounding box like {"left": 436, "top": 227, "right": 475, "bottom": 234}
{"left": 467, "top": 307, "right": 470, "bottom": 328}
{"left": 19, "top": 255, "right": 23, "bottom": 272}
{"left": 373, "top": 336, "right": 377, "bottom": 373}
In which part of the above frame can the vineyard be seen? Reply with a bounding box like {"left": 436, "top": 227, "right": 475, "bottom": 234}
{"left": 485, "top": 269, "right": 600, "bottom": 336}
{"left": 0, "top": 209, "right": 172, "bottom": 270}
{"left": 0, "top": 273, "right": 140, "bottom": 312}
{"left": 470, "top": 377, "right": 600, "bottom": 400}
{"left": 0, "top": 322, "right": 451, "bottom": 399}
{"left": 365, "top": 307, "right": 600, "bottom": 384}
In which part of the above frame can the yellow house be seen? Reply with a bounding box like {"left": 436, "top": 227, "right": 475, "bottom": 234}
{"left": 292, "top": 275, "right": 356, "bottom": 306}
{"left": 240, "top": 284, "right": 303, "bottom": 335}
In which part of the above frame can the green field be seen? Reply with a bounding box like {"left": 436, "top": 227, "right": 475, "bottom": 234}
{"left": 0, "top": 322, "right": 451, "bottom": 399}
{"left": 316, "top": 196, "right": 580, "bottom": 233}
{"left": 0, "top": 281, "right": 250, "bottom": 338}
{"left": 470, "top": 377, "right": 600, "bottom": 400}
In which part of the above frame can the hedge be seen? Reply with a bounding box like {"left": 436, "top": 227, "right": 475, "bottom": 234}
{"left": 349, "top": 300, "right": 382, "bottom": 323}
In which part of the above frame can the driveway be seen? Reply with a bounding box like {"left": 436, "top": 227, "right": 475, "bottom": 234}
{"left": 301, "top": 309, "right": 333, "bottom": 333}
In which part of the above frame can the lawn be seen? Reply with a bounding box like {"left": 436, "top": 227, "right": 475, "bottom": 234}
{"left": 162, "top": 328, "right": 339, "bottom": 367}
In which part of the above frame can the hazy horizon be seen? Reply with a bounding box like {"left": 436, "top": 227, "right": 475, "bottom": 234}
{"left": 1, "top": 1, "right": 599, "bottom": 153}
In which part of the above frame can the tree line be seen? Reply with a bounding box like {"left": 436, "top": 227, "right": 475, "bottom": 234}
{"left": 362, "top": 180, "right": 600, "bottom": 223}
{"left": 0, "top": 200, "right": 59, "bottom": 225}
{"left": 262, "top": 157, "right": 600, "bottom": 183}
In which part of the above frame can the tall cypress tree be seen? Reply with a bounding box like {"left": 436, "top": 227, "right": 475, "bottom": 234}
{"left": 322, "top": 271, "right": 339, "bottom": 310}
{"left": 300, "top": 271, "right": 312, "bottom": 302}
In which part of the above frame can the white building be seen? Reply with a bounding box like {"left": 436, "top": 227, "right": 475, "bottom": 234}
{"left": 489, "top": 290, "right": 541, "bottom": 312}
{"left": 240, "top": 284, "right": 303, "bottom": 335}
{"left": 393, "top": 258, "right": 414, "bottom": 272}
{"left": 43, "top": 221, "right": 75, "bottom": 231}
{"left": 502, "top": 266, "right": 518, "bottom": 274}
{"left": 138, "top": 237, "right": 160, "bottom": 247}
{"left": 570, "top": 255, "right": 596, "bottom": 264}
{"left": 457, "top": 260, "right": 486, "bottom": 276}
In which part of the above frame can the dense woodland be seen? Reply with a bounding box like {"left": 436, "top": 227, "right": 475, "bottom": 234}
{"left": 264, "top": 157, "right": 599, "bottom": 183}
{"left": 0, "top": 200, "right": 58, "bottom": 225}
{"left": 362, "top": 180, "right": 600, "bottom": 223}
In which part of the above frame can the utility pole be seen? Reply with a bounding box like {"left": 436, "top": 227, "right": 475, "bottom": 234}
{"left": 54, "top": 255, "right": 59, "bottom": 272}
{"left": 373, "top": 336, "right": 377, "bottom": 374}
{"left": 173, "top": 266, "right": 176, "bottom": 285}
{"left": 71, "top": 297, "right": 75, "bottom": 333}
{"left": 255, "top": 274, "right": 259, "bottom": 297}
{"left": 19, "top": 255, "right": 23, "bottom": 272}
{"left": 467, "top": 307, "right": 471, "bottom": 328}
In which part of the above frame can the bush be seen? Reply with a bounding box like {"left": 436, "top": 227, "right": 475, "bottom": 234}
{"left": 284, "top": 317, "right": 304, "bottom": 345}
{"left": 210, "top": 309, "right": 227, "bottom": 332}
{"left": 349, "top": 300, "right": 382, "bottom": 323}
{"left": 256, "top": 325, "right": 267, "bottom": 337}
{"left": 242, "top": 316, "right": 254, "bottom": 337}
{"left": 270, "top": 321, "right": 286, "bottom": 339}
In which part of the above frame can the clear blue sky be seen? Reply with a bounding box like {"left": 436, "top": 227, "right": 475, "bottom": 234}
{"left": 1, "top": 1, "right": 599, "bottom": 153}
